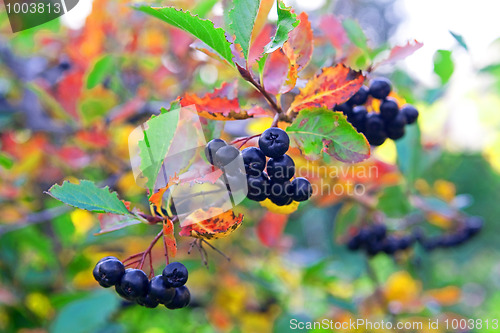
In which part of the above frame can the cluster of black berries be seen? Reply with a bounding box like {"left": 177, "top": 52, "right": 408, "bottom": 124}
{"left": 93, "top": 257, "right": 190, "bottom": 309}
{"left": 416, "top": 216, "right": 484, "bottom": 251}
{"left": 204, "top": 128, "right": 312, "bottom": 206}
{"left": 334, "top": 78, "right": 419, "bottom": 146}
{"left": 347, "top": 224, "right": 415, "bottom": 256}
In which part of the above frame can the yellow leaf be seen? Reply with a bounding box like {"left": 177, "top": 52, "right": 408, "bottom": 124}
{"left": 70, "top": 209, "right": 95, "bottom": 236}
{"left": 259, "top": 198, "right": 299, "bottom": 214}
{"left": 25, "top": 292, "right": 54, "bottom": 319}
{"left": 384, "top": 271, "right": 421, "bottom": 304}
{"left": 433, "top": 180, "right": 456, "bottom": 202}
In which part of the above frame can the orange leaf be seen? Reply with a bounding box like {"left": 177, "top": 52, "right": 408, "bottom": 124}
{"left": 180, "top": 82, "right": 271, "bottom": 120}
{"left": 179, "top": 208, "right": 244, "bottom": 240}
{"left": 288, "top": 64, "right": 364, "bottom": 113}
{"left": 163, "top": 218, "right": 177, "bottom": 258}
{"left": 248, "top": 24, "right": 274, "bottom": 66}
{"left": 250, "top": 0, "right": 275, "bottom": 44}
{"left": 283, "top": 12, "right": 313, "bottom": 72}
{"left": 256, "top": 212, "right": 289, "bottom": 247}
{"left": 319, "top": 14, "right": 348, "bottom": 54}
{"left": 149, "top": 174, "right": 180, "bottom": 208}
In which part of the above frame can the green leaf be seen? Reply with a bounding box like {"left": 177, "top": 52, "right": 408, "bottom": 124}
{"left": 47, "top": 180, "right": 130, "bottom": 215}
{"left": 433, "top": 49, "right": 454, "bottom": 84}
{"left": 51, "top": 290, "right": 120, "bottom": 333}
{"left": 334, "top": 202, "right": 362, "bottom": 240}
{"left": 265, "top": 0, "right": 298, "bottom": 53}
{"left": 138, "top": 112, "right": 180, "bottom": 191}
{"left": 342, "top": 19, "right": 368, "bottom": 50}
{"left": 192, "top": 0, "right": 219, "bottom": 17}
{"left": 134, "top": 5, "right": 234, "bottom": 65}
{"left": 377, "top": 185, "right": 411, "bottom": 218}
{"left": 0, "top": 152, "right": 14, "bottom": 169}
{"left": 286, "top": 108, "right": 370, "bottom": 163}
{"left": 86, "top": 55, "right": 116, "bottom": 89}
{"left": 228, "top": 0, "right": 260, "bottom": 59}
{"left": 396, "top": 124, "right": 422, "bottom": 186}
{"left": 450, "top": 31, "right": 468, "bottom": 51}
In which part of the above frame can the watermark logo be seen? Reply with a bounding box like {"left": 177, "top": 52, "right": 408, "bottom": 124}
{"left": 128, "top": 106, "right": 248, "bottom": 227}
{"left": 3, "top": 0, "right": 79, "bottom": 33}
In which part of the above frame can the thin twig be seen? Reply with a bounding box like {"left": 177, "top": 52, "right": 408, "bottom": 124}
{"left": 201, "top": 239, "right": 231, "bottom": 262}
{"left": 137, "top": 229, "right": 164, "bottom": 270}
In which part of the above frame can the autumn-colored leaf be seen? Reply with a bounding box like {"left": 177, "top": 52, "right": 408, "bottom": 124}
{"left": 256, "top": 212, "right": 289, "bottom": 247}
{"left": 179, "top": 207, "right": 244, "bottom": 239}
{"left": 163, "top": 218, "right": 177, "bottom": 258}
{"left": 374, "top": 40, "right": 423, "bottom": 68}
{"left": 319, "top": 14, "right": 348, "bottom": 54}
{"left": 263, "top": 49, "right": 297, "bottom": 95}
{"left": 250, "top": 0, "right": 274, "bottom": 44}
{"left": 248, "top": 24, "right": 274, "bottom": 66}
{"left": 180, "top": 82, "right": 271, "bottom": 120}
{"left": 149, "top": 174, "right": 180, "bottom": 208}
{"left": 283, "top": 12, "right": 313, "bottom": 72}
{"left": 288, "top": 64, "right": 365, "bottom": 113}
{"left": 96, "top": 209, "right": 143, "bottom": 235}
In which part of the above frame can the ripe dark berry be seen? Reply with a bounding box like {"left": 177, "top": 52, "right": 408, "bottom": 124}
{"left": 247, "top": 173, "right": 270, "bottom": 201}
{"left": 369, "top": 78, "right": 391, "bottom": 99}
{"left": 242, "top": 147, "right": 266, "bottom": 176}
{"left": 291, "top": 177, "right": 312, "bottom": 202}
{"left": 267, "top": 154, "right": 295, "bottom": 182}
{"left": 94, "top": 257, "right": 125, "bottom": 288}
{"left": 347, "top": 234, "right": 361, "bottom": 250}
{"left": 165, "top": 286, "right": 191, "bottom": 309}
{"left": 214, "top": 145, "right": 240, "bottom": 167}
{"left": 379, "top": 98, "right": 399, "bottom": 120}
{"left": 258, "top": 128, "right": 290, "bottom": 158}
{"left": 116, "top": 269, "right": 149, "bottom": 300}
{"left": 205, "top": 139, "right": 227, "bottom": 165}
{"left": 350, "top": 106, "right": 368, "bottom": 132}
{"left": 347, "top": 86, "right": 369, "bottom": 106}
{"left": 365, "top": 113, "right": 385, "bottom": 133}
{"left": 93, "top": 256, "right": 118, "bottom": 283}
{"left": 163, "top": 262, "right": 188, "bottom": 288}
{"left": 334, "top": 103, "right": 353, "bottom": 118}
{"left": 385, "top": 113, "right": 407, "bottom": 140}
{"left": 137, "top": 293, "right": 160, "bottom": 308}
{"left": 365, "top": 130, "right": 387, "bottom": 146}
{"left": 149, "top": 275, "right": 175, "bottom": 304}
{"left": 372, "top": 224, "right": 387, "bottom": 240}
{"left": 401, "top": 105, "right": 419, "bottom": 124}
{"left": 268, "top": 180, "right": 293, "bottom": 206}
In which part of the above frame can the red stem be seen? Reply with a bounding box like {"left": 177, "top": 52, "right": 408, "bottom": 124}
{"left": 137, "top": 229, "right": 164, "bottom": 270}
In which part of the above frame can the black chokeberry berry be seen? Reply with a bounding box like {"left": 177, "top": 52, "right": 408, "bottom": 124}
{"left": 163, "top": 262, "right": 188, "bottom": 288}
{"left": 116, "top": 269, "right": 149, "bottom": 300}
{"left": 214, "top": 145, "right": 240, "bottom": 168}
{"left": 242, "top": 147, "right": 266, "bottom": 176}
{"left": 347, "top": 86, "right": 369, "bottom": 106}
{"left": 205, "top": 139, "right": 227, "bottom": 165}
{"left": 247, "top": 173, "right": 270, "bottom": 201}
{"left": 268, "top": 180, "right": 293, "bottom": 206}
{"left": 334, "top": 103, "right": 353, "bottom": 118}
{"left": 369, "top": 78, "right": 392, "bottom": 100}
{"left": 365, "top": 131, "right": 387, "bottom": 146}
{"left": 365, "top": 113, "right": 385, "bottom": 133}
{"left": 350, "top": 106, "right": 368, "bottom": 132}
{"left": 347, "top": 234, "right": 362, "bottom": 250}
{"left": 137, "top": 293, "right": 160, "bottom": 308}
{"left": 385, "top": 112, "right": 407, "bottom": 140}
{"left": 93, "top": 256, "right": 118, "bottom": 283}
{"left": 149, "top": 275, "right": 175, "bottom": 304}
{"left": 165, "top": 286, "right": 191, "bottom": 309}
{"left": 258, "top": 128, "right": 290, "bottom": 158}
{"left": 94, "top": 257, "right": 125, "bottom": 288}
{"left": 379, "top": 98, "right": 399, "bottom": 120}
{"left": 266, "top": 154, "right": 295, "bottom": 182}
{"left": 401, "top": 105, "right": 419, "bottom": 124}
{"left": 291, "top": 177, "right": 312, "bottom": 202}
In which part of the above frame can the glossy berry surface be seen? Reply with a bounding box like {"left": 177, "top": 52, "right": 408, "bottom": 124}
{"left": 266, "top": 155, "right": 295, "bottom": 182}
{"left": 214, "top": 145, "right": 240, "bottom": 168}
{"left": 369, "top": 78, "right": 391, "bottom": 99}
{"left": 94, "top": 257, "right": 125, "bottom": 288}
{"left": 291, "top": 177, "right": 312, "bottom": 202}
{"left": 348, "top": 86, "right": 369, "bottom": 106}
{"left": 247, "top": 173, "right": 269, "bottom": 201}
{"left": 137, "top": 293, "right": 160, "bottom": 308}
{"left": 258, "top": 128, "right": 290, "bottom": 158}
{"left": 365, "top": 113, "right": 385, "bottom": 133}
{"left": 401, "top": 104, "right": 419, "bottom": 124}
{"left": 379, "top": 99, "right": 399, "bottom": 120}
{"left": 165, "top": 286, "right": 191, "bottom": 309}
{"left": 242, "top": 147, "right": 266, "bottom": 176}
{"left": 149, "top": 275, "right": 175, "bottom": 304}
{"left": 268, "top": 180, "right": 292, "bottom": 206}
{"left": 163, "top": 262, "right": 188, "bottom": 288}
{"left": 116, "top": 269, "right": 149, "bottom": 299}
{"left": 204, "top": 139, "right": 227, "bottom": 165}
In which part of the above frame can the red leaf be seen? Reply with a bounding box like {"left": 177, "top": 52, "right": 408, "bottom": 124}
{"left": 263, "top": 49, "right": 296, "bottom": 95}
{"left": 96, "top": 209, "right": 142, "bottom": 235}
{"left": 319, "top": 14, "right": 348, "bottom": 54}
{"left": 248, "top": 24, "right": 274, "bottom": 66}
{"left": 180, "top": 82, "right": 271, "bottom": 120}
{"left": 163, "top": 218, "right": 177, "bottom": 258}
{"left": 288, "top": 64, "right": 365, "bottom": 113}
{"left": 283, "top": 12, "right": 314, "bottom": 72}
{"left": 375, "top": 40, "right": 424, "bottom": 67}
{"left": 250, "top": 0, "right": 275, "bottom": 44}
{"left": 256, "top": 212, "right": 289, "bottom": 247}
